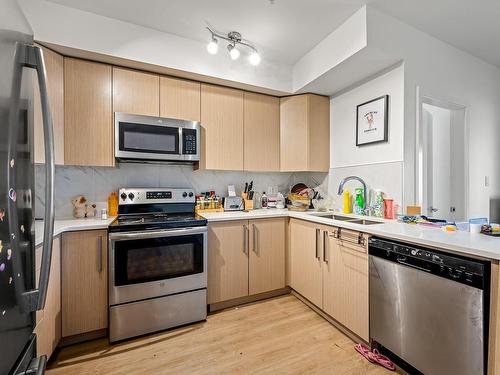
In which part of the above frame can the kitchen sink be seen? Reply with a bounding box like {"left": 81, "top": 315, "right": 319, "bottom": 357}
{"left": 316, "top": 214, "right": 356, "bottom": 221}
{"left": 347, "top": 219, "right": 382, "bottom": 225}
{"left": 312, "top": 213, "right": 383, "bottom": 225}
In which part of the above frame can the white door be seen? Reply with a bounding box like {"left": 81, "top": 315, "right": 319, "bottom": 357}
{"left": 421, "top": 102, "right": 466, "bottom": 221}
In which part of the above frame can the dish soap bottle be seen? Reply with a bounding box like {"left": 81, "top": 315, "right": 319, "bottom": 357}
{"left": 373, "top": 190, "right": 384, "bottom": 218}
{"left": 261, "top": 192, "right": 268, "bottom": 209}
{"left": 353, "top": 188, "right": 365, "bottom": 215}
{"left": 343, "top": 191, "right": 351, "bottom": 214}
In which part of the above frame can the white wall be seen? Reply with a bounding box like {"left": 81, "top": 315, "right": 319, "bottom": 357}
{"left": 331, "top": 65, "right": 404, "bottom": 168}
{"left": 367, "top": 6, "right": 500, "bottom": 218}
{"left": 18, "top": 0, "right": 293, "bottom": 93}
{"left": 293, "top": 6, "right": 367, "bottom": 92}
{"left": 327, "top": 65, "right": 405, "bottom": 210}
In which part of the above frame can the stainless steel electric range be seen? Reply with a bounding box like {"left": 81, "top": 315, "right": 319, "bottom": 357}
{"left": 108, "top": 188, "right": 208, "bottom": 342}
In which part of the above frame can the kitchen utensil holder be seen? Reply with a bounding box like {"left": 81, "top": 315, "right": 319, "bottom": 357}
{"left": 242, "top": 193, "right": 254, "bottom": 210}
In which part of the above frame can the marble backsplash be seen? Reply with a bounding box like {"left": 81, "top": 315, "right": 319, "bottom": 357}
{"left": 35, "top": 163, "right": 326, "bottom": 219}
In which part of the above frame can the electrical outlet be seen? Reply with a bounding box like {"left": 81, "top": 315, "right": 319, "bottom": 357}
{"left": 485, "top": 176, "right": 490, "bottom": 187}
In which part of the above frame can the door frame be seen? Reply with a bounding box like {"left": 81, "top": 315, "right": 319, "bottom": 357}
{"left": 415, "top": 86, "right": 469, "bottom": 220}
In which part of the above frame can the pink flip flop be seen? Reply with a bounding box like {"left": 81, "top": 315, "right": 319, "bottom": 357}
{"left": 370, "top": 348, "right": 396, "bottom": 371}
{"left": 354, "top": 343, "right": 376, "bottom": 363}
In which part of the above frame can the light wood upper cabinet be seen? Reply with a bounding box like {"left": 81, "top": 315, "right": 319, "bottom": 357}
{"left": 249, "top": 218, "right": 286, "bottom": 295}
{"left": 34, "top": 237, "right": 61, "bottom": 360}
{"left": 280, "top": 94, "right": 330, "bottom": 172}
{"left": 64, "top": 58, "right": 113, "bottom": 167}
{"left": 323, "top": 229, "right": 369, "bottom": 341}
{"left": 113, "top": 67, "right": 159, "bottom": 116}
{"left": 200, "top": 84, "right": 244, "bottom": 170}
{"left": 160, "top": 76, "right": 200, "bottom": 121}
{"left": 208, "top": 221, "right": 249, "bottom": 304}
{"left": 62, "top": 230, "right": 108, "bottom": 337}
{"left": 34, "top": 45, "right": 64, "bottom": 165}
{"left": 243, "top": 92, "right": 280, "bottom": 172}
{"left": 289, "top": 219, "right": 323, "bottom": 307}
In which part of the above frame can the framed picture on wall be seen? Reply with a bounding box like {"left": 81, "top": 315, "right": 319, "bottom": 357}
{"left": 356, "top": 95, "right": 389, "bottom": 146}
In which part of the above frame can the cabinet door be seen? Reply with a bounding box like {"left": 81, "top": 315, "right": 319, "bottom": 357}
{"left": 208, "top": 221, "right": 249, "bottom": 304}
{"left": 280, "top": 95, "right": 308, "bottom": 172}
{"left": 34, "top": 237, "right": 61, "bottom": 359}
{"left": 323, "top": 229, "right": 369, "bottom": 341}
{"left": 249, "top": 218, "right": 285, "bottom": 295}
{"left": 62, "top": 230, "right": 108, "bottom": 337}
{"left": 307, "top": 94, "right": 330, "bottom": 172}
{"left": 34, "top": 45, "right": 64, "bottom": 165}
{"left": 160, "top": 76, "right": 200, "bottom": 121}
{"left": 243, "top": 92, "right": 280, "bottom": 171}
{"left": 289, "top": 219, "right": 323, "bottom": 307}
{"left": 200, "top": 84, "right": 244, "bottom": 170}
{"left": 113, "top": 67, "right": 159, "bottom": 116}
{"left": 64, "top": 58, "right": 113, "bottom": 167}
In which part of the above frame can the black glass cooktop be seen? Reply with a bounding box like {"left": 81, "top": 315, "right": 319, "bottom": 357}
{"left": 109, "top": 212, "right": 207, "bottom": 232}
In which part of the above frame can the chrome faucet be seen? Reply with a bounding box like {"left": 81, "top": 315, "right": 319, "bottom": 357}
{"left": 337, "top": 176, "right": 368, "bottom": 214}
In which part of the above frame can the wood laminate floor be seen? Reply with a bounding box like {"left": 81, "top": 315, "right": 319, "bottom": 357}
{"left": 47, "top": 295, "right": 391, "bottom": 374}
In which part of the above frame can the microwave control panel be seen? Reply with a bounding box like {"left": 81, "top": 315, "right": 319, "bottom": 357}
{"left": 182, "top": 128, "right": 197, "bottom": 155}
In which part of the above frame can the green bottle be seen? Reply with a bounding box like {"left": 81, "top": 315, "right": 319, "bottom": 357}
{"left": 354, "top": 188, "right": 365, "bottom": 215}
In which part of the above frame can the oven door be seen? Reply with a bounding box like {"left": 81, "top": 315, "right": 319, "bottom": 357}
{"left": 114, "top": 112, "right": 200, "bottom": 162}
{"left": 109, "top": 226, "right": 207, "bottom": 305}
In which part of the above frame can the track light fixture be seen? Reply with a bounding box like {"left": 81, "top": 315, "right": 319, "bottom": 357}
{"left": 206, "top": 27, "right": 261, "bottom": 65}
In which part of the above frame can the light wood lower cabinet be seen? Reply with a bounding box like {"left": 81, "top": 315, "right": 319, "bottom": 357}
{"left": 208, "top": 220, "right": 249, "bottom": 304}
{"left": 289, "top": 219, "right": 369, "bottom": 341}
{"left": 289, "top": 219, "right": 323, "bottom": 307}
{"left": 249, "top": 218, "right": 286, "bottom": 295}
{"left": 61, "top": 230, "right": 108, "bottom": 337}
{"left": 34, "top": 237, "right": 61, "bottom": 360}
{"left": 322, "top": 228, "right": 369, "bottom": 341}
{"left": 208, "top": 218, "right": 286, "bottom": 304}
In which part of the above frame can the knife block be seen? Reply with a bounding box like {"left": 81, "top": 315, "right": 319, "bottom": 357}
{"left": 242, "top": 193, "right": 254, "bottom": 210}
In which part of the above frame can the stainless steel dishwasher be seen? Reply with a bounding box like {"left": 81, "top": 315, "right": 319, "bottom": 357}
{"left": 369, "top": 237, "right": 490, "bottom": 375}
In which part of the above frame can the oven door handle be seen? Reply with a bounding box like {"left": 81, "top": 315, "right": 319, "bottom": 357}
{"left": 109, "top": 227, "right": 207, "bottom": 241}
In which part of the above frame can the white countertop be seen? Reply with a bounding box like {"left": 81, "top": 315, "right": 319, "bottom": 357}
{"left": 201, "top": 209, "right": 500, "bottom": 261}
{"left": 34, "top": 217, "right": 116, "bottom": 247}
{"left": 34, "top": 210, "right": 500, "bottom": 261}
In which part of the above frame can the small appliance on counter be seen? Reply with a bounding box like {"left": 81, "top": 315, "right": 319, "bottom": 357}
{"left": 223, "top": 196, "right": 244, "bottom": 211}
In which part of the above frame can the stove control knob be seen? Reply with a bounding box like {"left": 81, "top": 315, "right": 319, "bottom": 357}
{"left": 188, "top": 192, "right": 193, "bottom": 197}
{"left": 128, "top": 193, "right": 135, "bottom": 200}
{"left": 182, "top": 192, "right": 188, "bottom": 198}
{"left": 120, "top": 193, "right": 127, "bottom": 201}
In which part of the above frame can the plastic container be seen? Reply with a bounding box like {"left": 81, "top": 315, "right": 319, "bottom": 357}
{"left": 383, "top": 198, "right": 395, "bottom": 219}
{"left": 108, "top": 192, "right": 119, "bottom": 216}
{"left": 343, "top": 191, "right": 351, "bottom": 214}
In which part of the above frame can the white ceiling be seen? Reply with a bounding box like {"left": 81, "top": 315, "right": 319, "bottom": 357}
{"left": 372, "top": 0, "right": 500, "bottom": 68}
{"left": 45, "top": 0, "right": 370, "bottom": 65}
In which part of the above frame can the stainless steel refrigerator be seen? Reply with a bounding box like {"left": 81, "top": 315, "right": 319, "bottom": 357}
{"left": 0, "top": 0, "right": 55, "bottom": 374}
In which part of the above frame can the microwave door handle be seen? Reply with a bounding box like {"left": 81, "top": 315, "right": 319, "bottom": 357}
{"left": 178, "top": 127, "right": 183, "bottom": 155}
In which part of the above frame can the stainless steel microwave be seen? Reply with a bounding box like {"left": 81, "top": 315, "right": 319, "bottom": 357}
{"left": 114, "top": 112, "right": 200, "bottom": 163}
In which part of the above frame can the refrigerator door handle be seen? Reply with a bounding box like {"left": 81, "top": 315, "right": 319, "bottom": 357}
{"left": 20, "top": 44, "right": 55, "bottom": 311}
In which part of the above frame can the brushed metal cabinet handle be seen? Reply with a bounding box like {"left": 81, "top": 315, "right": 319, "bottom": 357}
{"left": 243, "top": 224, "right": 248, "bottom": 255}
{"left": 97, "top": 236, "right": 103, "bottom": 273}
{"left": 323, "top": 231, "right": 329, "bottom": 263}
{"left": 252, "top": 224, "right": 257, "bottom": 254}
{"left": 315, "top": 228, "right": 321, "bottom": 260}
